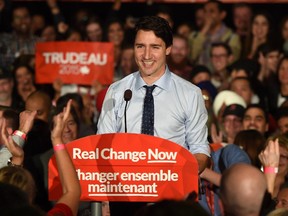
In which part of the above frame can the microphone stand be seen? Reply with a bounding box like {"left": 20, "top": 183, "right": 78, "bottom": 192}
{"left": 124, "top": 89, "right": 132, "bottom": 133}
{"left": 124, "top": 100, "right": 128, "bottom": 133}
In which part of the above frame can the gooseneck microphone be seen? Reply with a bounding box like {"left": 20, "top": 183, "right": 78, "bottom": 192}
{"left": 124, "top": 89, "right": 132, "bottom": 133}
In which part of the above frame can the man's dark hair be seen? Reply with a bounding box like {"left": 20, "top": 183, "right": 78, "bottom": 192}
{"left": 276, "top": 106, "right": 288, "bottom": 121}
{"left": 2, "top": 109, "right": 19, "bottom": 131}
{"left": 135, "top": 16, "right": 173, "bottom": 48}
{"left": 245, "top": 104, "right": 269, "bottom": 123}
{"left": 56, "top": 93, "right": 84, "bottom": 111}
{"left": 233, "top": 2, "right": 252, "bottom": 12}
{"left": 205, "top": 0, "right": 225, "bottom": 12}
{"left": 230, "top": 77, "right": 252, "bottom": 89}
{"left": 211, "top": 42, "right": 232, "bottom": 56}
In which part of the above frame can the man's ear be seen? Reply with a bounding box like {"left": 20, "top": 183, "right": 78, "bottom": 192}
{"left": 166, "top": 46, "right": 172, "bottom": 55}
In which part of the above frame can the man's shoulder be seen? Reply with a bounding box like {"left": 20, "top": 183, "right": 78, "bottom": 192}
{"left": 109, "top": 72, "right": 138, "bottom": 91}
{"left": 170, "top": 72, "right": 200, "bottom": 92}
{"left": 221, "top": 26, "right": 240, "bottom": 42}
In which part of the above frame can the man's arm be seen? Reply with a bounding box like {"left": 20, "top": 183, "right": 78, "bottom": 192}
{"left": 186, "top": 87, "right": 210, "bottom": 173}
{"left": 195, "top": 153, "right": 209, "bottom": 174}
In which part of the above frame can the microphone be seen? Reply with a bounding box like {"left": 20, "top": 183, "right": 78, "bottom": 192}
{"left": 124, "top": 89, "right": 132, "bottom": 133}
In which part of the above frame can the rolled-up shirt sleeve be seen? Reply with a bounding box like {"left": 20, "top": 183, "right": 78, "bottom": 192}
{"left": 185, "top": 87, "right": 210, "bottom": 157}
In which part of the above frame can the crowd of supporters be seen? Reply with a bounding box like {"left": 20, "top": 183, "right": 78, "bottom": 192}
{"left": 2, "top": 0, "right": 288, "bottom": 215}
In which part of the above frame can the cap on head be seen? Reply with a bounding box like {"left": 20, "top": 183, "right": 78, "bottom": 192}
{"left": 222, "top": 104, "right": 245, "bottom": 119}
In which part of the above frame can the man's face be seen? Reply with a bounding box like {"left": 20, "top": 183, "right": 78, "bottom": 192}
{"left": 0, "top": 79, "right": 13, "bottom": 103}
{"left": 195, "top": 8, "right": 205, "bottom": 29}
{"left": 12, "top": 7, "right": 31, "bottom": 35}
{"left": 266, "top": 51, "right": 281, "bottom": 72}
{"left": 242, "top": 107, "right": 268, "bottom": 134}
{"left": 230, "top": 79, "right": 253, "bottom": 105}
{"left": 204, "top": 2, "right": 225, "bottom": 28}
{"left": 223, "top": 115, "right": 243, "bottom": 138}
{"left": 233, "top": 6, "right": 252, "bottom": 32}
{"left": 276, "top": 188, "right": 288, "bottom": 209}
{"left": 278, "top": 59, "right": 288, "bottom": 85}
{"left": 134, "top": 30, "right": 171, "bottom": 83}
{"left": 278, "top": 116, "right": 288, "bottom": 134}
{"left": 25, "top": 97, "right": 50, "bottom": 122}
{"left": 170, "top": 37, "right": 189, "bottom": 64}
{"left": 62, "top": 113, "right": 78, "bottom": 144}
{"left": 211, "top": 46, "right": 230, "bottom": 72}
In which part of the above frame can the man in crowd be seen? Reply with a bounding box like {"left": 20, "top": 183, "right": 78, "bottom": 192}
{"left": 188, "top": 0, "right": 241, "bottom": 70}
{"left": 167, "top": 34, "right": 193, "bottom": 80}
{"left": 0, "top": 6, "right": 40, "bottom": 70}
{"left": 97, "top": 15, "right": 210, "bottom": 215}
{"left": 220, "top": 163, "right": 267, "bottom": 216}
{"left": 242, "top": 104, "right": 269, "bottom": 136}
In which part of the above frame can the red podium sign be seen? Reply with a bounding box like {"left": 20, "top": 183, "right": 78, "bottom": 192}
{"left": 35, "top": 42, "right": 114, "bottom": 85}
{"left": 48, "top": 133, "right": 198, "bottom": 202}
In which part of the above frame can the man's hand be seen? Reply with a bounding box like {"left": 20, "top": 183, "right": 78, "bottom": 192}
{"left": 195, "top": 153, "right": 210, "bottom": 174}
{"left": 19, "top": 110, "right": 37, "bottom": 134}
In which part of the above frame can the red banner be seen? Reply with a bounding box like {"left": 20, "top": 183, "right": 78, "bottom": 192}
{"left": 48, "top": 133, "right": 199, "bottom": 202}
{"left": 35, "top": 42, "right": 114, "bottom": 85}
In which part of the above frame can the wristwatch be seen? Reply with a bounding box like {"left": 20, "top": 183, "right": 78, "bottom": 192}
{"left": 7, "top": 157, "right": 23, "bottom": 167}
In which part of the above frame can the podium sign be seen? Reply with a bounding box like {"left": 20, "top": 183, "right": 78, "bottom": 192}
{"left": 35, "top": 42, "right": 114, "bottom": 85}
{"left": 48, "top": 133, "right": 198, "bottom": 202}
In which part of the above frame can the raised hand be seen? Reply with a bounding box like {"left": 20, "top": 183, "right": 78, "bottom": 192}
{"left": 210, "top": 123, "right": 223, "bottom": 144}
{"left": 19, "top": 110, "right": 37, "bottom": 134}
{"left": 259, "top": 139, "right": 279, "bottom": 168}
{"left": 0, "top": 118, "right": 24, "bottom": 165}
{"left": 51, "top": 99, "right": 72, "bottom": 144}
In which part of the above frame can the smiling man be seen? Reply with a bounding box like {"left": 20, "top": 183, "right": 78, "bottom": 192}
{"left": 97, "top": 16, "right": 210, "bottom": 216}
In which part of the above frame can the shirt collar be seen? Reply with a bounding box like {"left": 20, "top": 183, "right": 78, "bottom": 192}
{"left": 135, "top": 65, "right": 171, "bottom": 91}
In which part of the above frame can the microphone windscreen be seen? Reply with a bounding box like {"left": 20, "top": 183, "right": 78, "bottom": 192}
{"left": 124, "top": 89, "right": 132, "bottom": 101}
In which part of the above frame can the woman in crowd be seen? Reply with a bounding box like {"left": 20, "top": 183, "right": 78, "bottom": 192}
{"left": 85, "top": 17, "right": 103, "bottom": 42}
{"left": 12, "top": 64, "right": 37, "bottom": 102}
{"left": 245, "top": 12, "right": 272, "bottom": 59}
{"left": 234, "top": 129, "right": 266, "bottom": 168}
